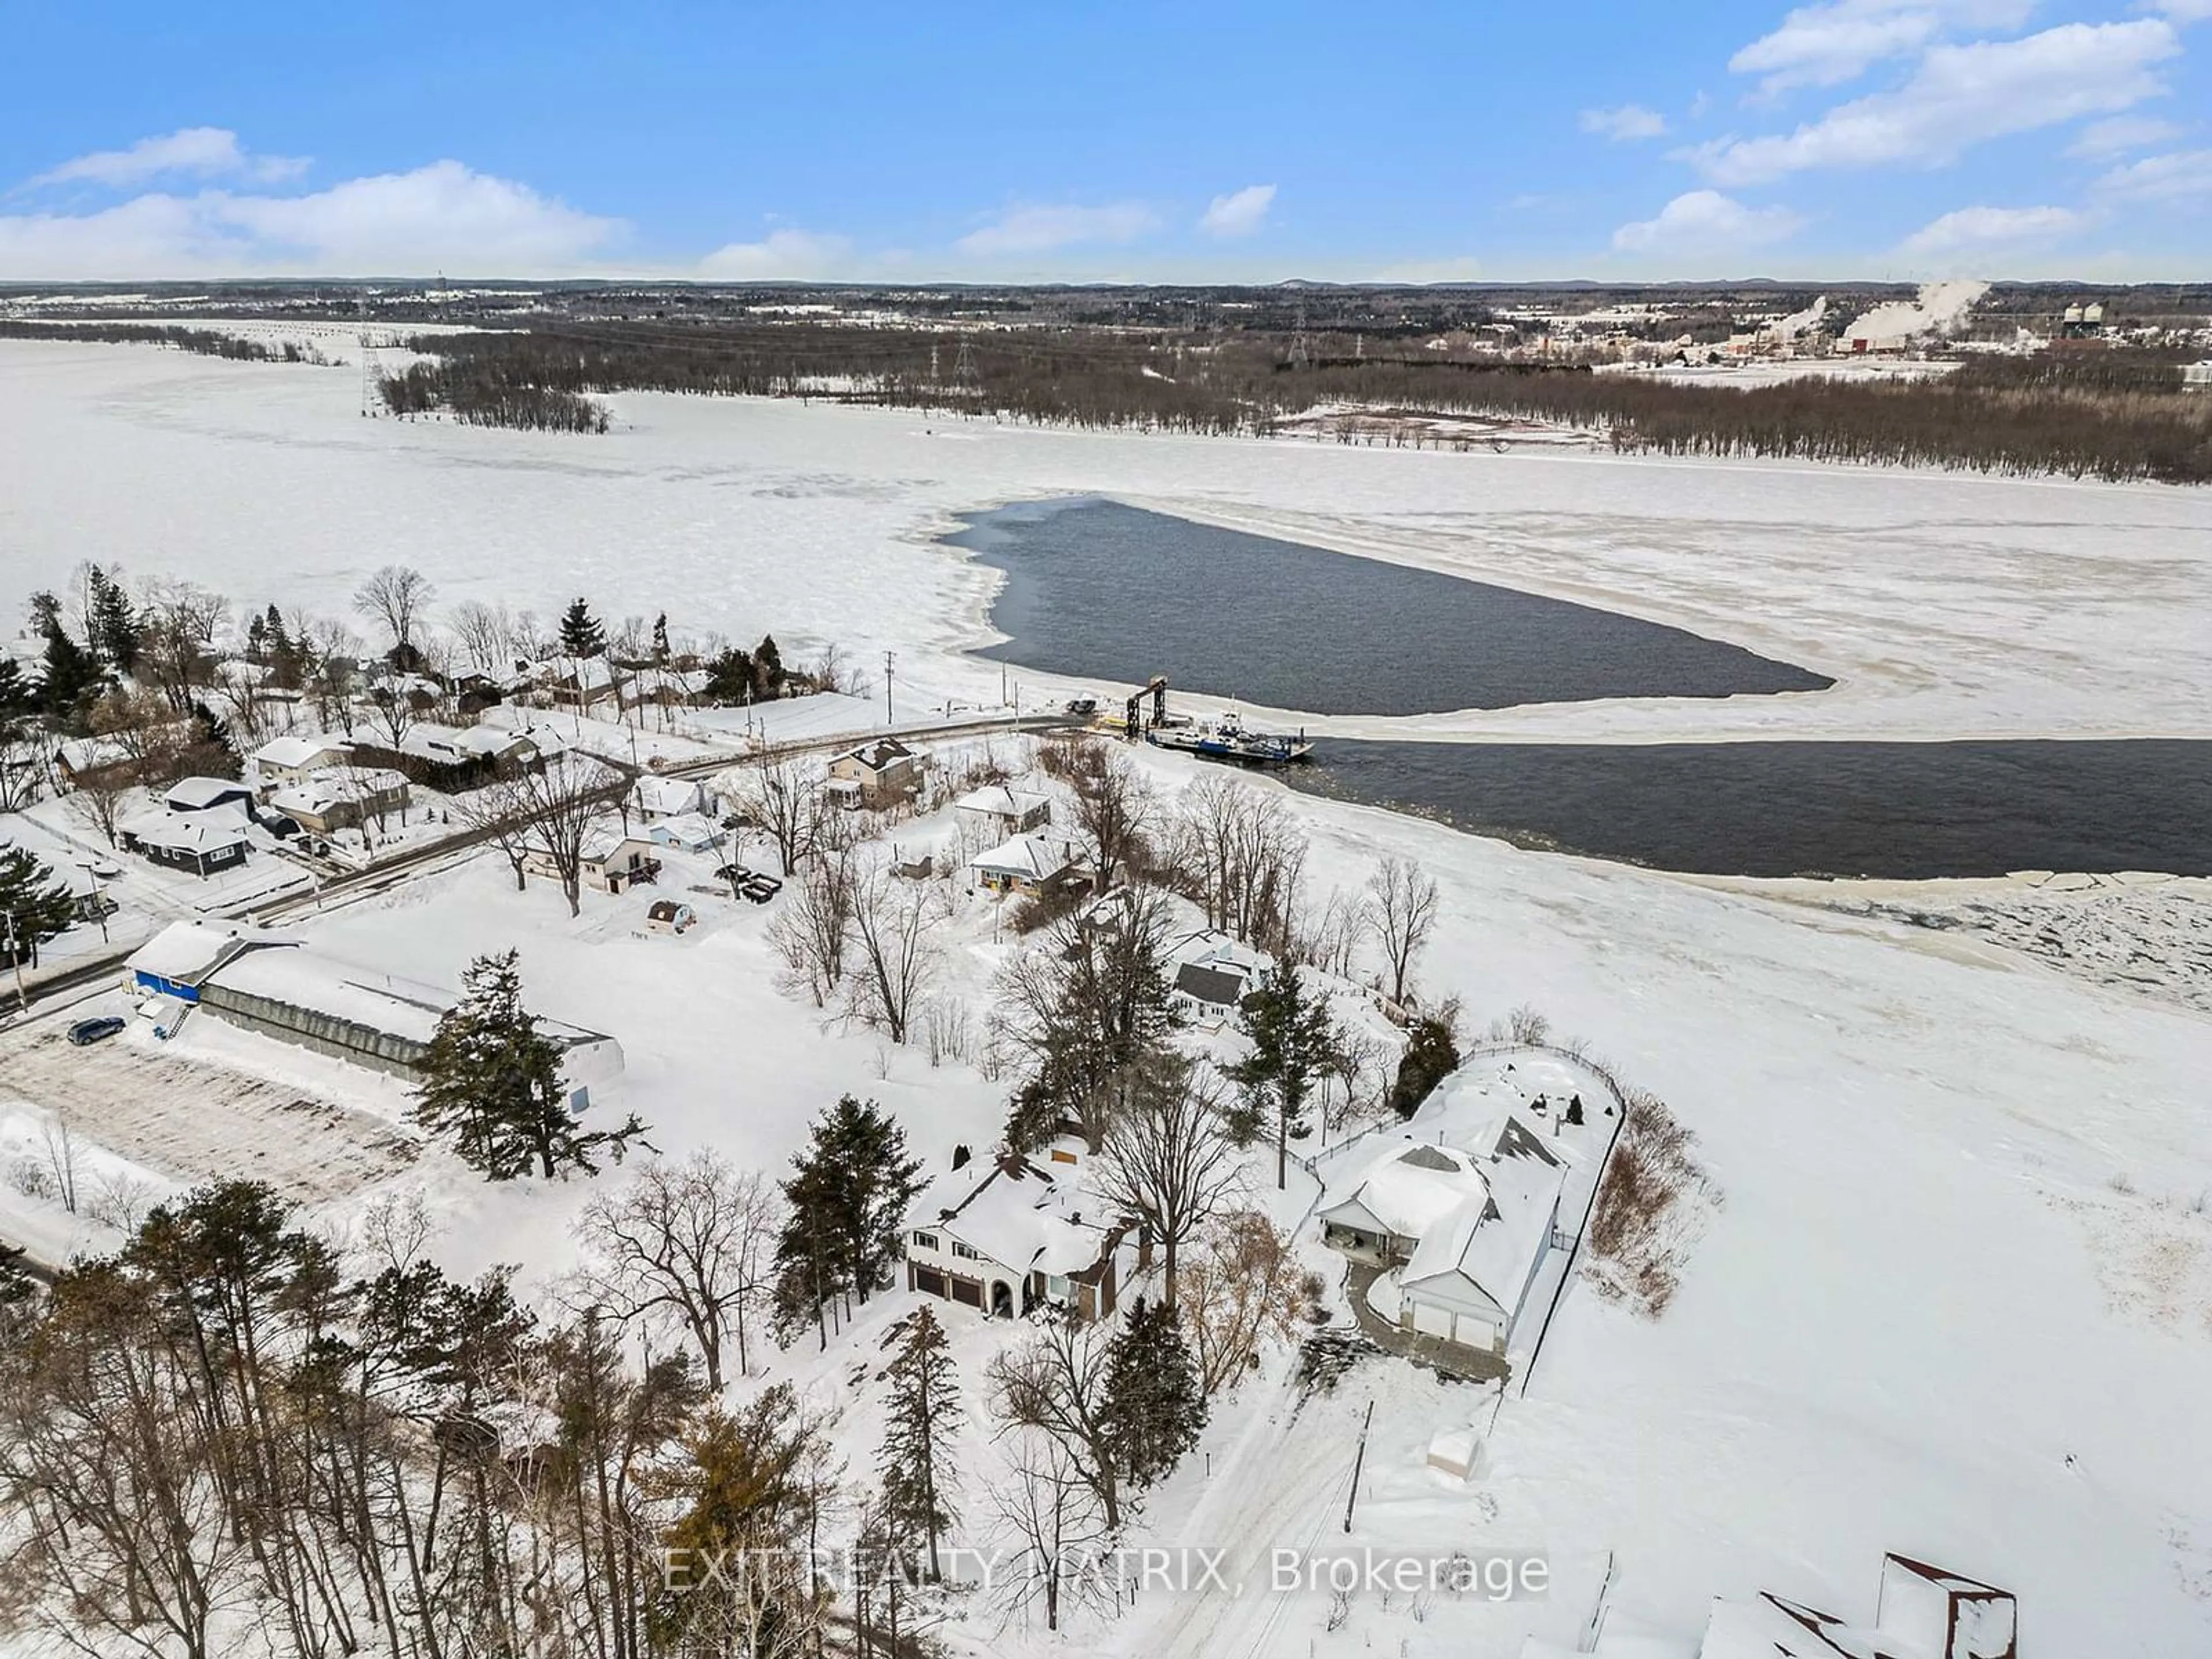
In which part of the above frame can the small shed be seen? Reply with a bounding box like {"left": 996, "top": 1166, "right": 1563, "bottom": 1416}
{"left": 646, "top": 899, "right": 697, "bottom": 935}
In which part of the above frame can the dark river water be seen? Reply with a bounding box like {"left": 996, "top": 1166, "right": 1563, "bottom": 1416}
{"left": 951, "top": 498, "right": 2211, "bottom": 878}
{"left": 1283, "top": 740, "right": 2212, "bottom": 879}
{"left": 952, "top": 497, "right": 1832, "bottom": 714}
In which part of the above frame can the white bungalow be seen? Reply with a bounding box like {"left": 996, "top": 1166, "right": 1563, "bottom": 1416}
{"left": 1166, "top": 930, "right": 1271, "bottom": 1026}
{"left": 252, "top": 733, "right": 350, "bottom": 786}
{"left": 1397, "top": 1155, "right": 1565, "bottom": 1357}
{"left": 953, "top": 783, "right": 1052, "bottom": 838}
{"left": 646, "top": 812, "right": 722, "bottom": 854}
{"left": 967, "top": 832, "right": 1078, "bottom": 897}
{"left": 1318, "top": 1141, "right": 1491, "bottom": 1262}
{"left": 632, "top": 773, "right": 711, "bottom": 820}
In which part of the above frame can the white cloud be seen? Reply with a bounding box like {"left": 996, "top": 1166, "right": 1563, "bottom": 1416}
{"left": 2066, "top": 113, "right": 2187, "bottom": 156}
{"left": 1690, "top": 20, "right": 2179, "bottom": 184}
{"left": 1198, "top": 183, "right": 1277, "bottom": 238}
{"left": 955, "top": 202, "right": 1160, "bottom": 257}
{"left": 1899, "top": 203, "right": 2082, "bottom": 257}
{"left": 2096, "top": 146, "right": 2212, "bottom": 200}
{"left": 2135, "top": 0, "right": 2212, "bottom": 22}
{"left": 28, "top": 126, "right": 308, "bottom": 190}
{"left": 1611, "top": 190, "right": 1807, "bottom": 251}
{"left": 1580, "top": 104, "right": 1669, "bottom": 141}
{"left": 1729, "top": 0, "right": 2036, "bottom": 94}
{"left": 698, "top": 228, "right": 853, "bottom": 279}
{"left": 0, "top": 161, "right": 623, "bottom": 279}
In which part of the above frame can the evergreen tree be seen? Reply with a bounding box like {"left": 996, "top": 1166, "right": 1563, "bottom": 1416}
{"left": 0, "top": 844, "right": 77, "bottom": 968}
{"left": 0, "top": 656, "right": 33, "bottom": 739}
{"left": 703, "top": 646, "right": 755, "bottom": 704}
{"left": 650, "top": 612, "right": 671, "bottom": 665}
{"left": 753, "top": 634, "right": 784, "bottom": 696}
{"left": 188, "top": 700, "right": 240, "bottom": 776}
{"left": 1103, "top": 1298, "right": 1206, "bottom": 1489}
{"left": 558, "top": 599, "right": 607, "bottom": 658}
{"left": 86, "top": 567, "right": 139, "bottom": 675}
{"left": 29, "top": 592, "right": 103, "bottom": 722}
{"left": 412, "top": 949, "right": 646, "bottom": 1179}
{"left": 772, "top": 1096, "right": 922, "bottom": 1342}
{"left": 245, "top": 611, "right": 269, "bottom": 665}
{"left": 1227, "top": 964, "right": 1338, "bottom": 1188}
{"left": 878, "top": 1304, "right": 961, "bottom": 1581}
{"left": 1388, "top": 1014, "right": 1461, "bottom": 1119}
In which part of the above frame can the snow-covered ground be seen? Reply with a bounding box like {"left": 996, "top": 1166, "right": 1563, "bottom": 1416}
{"left": 1, "top": 343, "right": 2209, "bottom": 1653}
{"left": 3, "top": 340, "right": 2207, "bottom": 748}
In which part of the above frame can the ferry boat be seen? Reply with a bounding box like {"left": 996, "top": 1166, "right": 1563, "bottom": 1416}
{"left": 1146, "top": 708, "right": 1314, "bottom": 766}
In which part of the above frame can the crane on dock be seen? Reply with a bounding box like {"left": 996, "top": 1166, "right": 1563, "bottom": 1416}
{"left": 1124, "top": 675, "right": 1168, "bottom": 740}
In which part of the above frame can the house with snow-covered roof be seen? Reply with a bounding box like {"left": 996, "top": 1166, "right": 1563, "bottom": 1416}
{"left": 967, "top": 832, "right": 1078, "bottom": 898}
{"left": 825, "top": 737, "right": 922, "bottom": 809}
{"left": 954, "top": 783, "right": 1051, "bottom": 837}
{"left": 264, "top": 768, "right": 411, "bottom": 835}
{"left": 117, "top": 813, "right": 251, "bottom": 878}
{"left": 632, "top": 772, "right": 711, "bottom": 820}
{"left": 904, "top": 1150, "right": 1130, "bottom": 1323}
{"left": 252, "top": 733, "right": 350, "bottom": 785}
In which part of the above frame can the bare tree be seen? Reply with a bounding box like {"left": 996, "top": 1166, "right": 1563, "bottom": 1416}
{"left": 1067, "top": 741, "right": 1154, "bottom": 892}
{"left": 134, "top": 578, "right": 229, "bottom": 712}
{"left": 300, "top": 618, "right": 362, "bottom": 735}
{"left": 729, "top": 754, "right": 828, "bottom": 876}
{"left": 1173, "top": 1210, "right": 1312, "bottom": 1399}
{"left": 844, "top": 867, "right": 935, "bottom": 1044}
{"left": 448, "top": 600, "right": 512, "bottom": 676}
{"left": 1169, "top": 774, "right": 1308, "bottom": 952}
{"left": 1092, "top": 1052, "right": 1240, "bottom": 1306}
{"left": 495, "top": 753, "right": 622, "bottom": 915}
{"left": 1305, "top": 886, "right": 1372, "bottom": 980}
{"left": 574, "top": 1152, "right": 781, "bottom": 1389}
{"left": 1367, "top": 854, "right": 1440, "bottom": 1009}
{"left": 351, "top": 565, "right": 435, "bottom": 660}
{"left": 66, "top": 768, "right": 132, "bottom": 848}
{"left": 987, "top": 1430, "right": 1116, "bottom": 1634}
{"left": 986, "top": 1308, "right": 1125, "bottom": 1531}
{"left": 767, "top": 848, "right": 856, "bottom": 1007}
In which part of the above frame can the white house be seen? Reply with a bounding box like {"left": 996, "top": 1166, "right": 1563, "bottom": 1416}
{"left": 904, "top": 1152, "right": 1128, "bottom": 1323}
{"left": 1396, "top": 1153, "right": 1565, "bottom": 1357}
{"left": 954, "top": 783, "right": 1051, "bottom": 838}
{"left": 633, "top": 773, "right": 711, "bottom": 820}
{"left": 264, "top": 768, "right": 412, "bottom": 835}
{"left": 1166, "top": 930, "right": 1271, "bottom": 1027}
{"left": 968, "top": 832, "right": 1078, "bottom": 897}
{"left": 252, "top": 733, "right": 350, "bottom": 786}
{"left": 1320, "top": 1111, "right": 1571, "bottom": 1358}
{"left": 409, "top": 722, "right": 539, "bottom": 767}
{"left": 646, "top": 812, "right": 722, "bottom": 854}
{"left": 164, "top": 777, "right": 257, "bottom": 816}
{"left": 1683, "top": 1554, "right": 2017, "bottom": 1659}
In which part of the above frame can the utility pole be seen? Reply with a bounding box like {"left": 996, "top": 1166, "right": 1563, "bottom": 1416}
{"left": 1343, "top": 1397, "right": 1376, "bottom": 1533}
{"left": 4, "top": 911, "right": 25, "bottom": 1013}
{"left": 883, "top": 650, "right": 895, "bottom": 728}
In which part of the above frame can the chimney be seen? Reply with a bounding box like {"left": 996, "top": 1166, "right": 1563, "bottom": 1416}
{"left": 951, "top": 1143, "right": 971, "bottom": 1171}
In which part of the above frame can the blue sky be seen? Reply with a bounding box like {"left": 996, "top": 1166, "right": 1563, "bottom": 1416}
{"left": 2, "top": 0, "right": 2207, "bottom": 282}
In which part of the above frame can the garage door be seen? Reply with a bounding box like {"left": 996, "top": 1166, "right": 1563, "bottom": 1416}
{"left": 949, "top": 1277, "right": 982, "bottom": 1308}
{"left": 1411, "top": 1300, "right": 1455, "bottom": 1339}
{"left": 1453, "top": 1314, "right": 1496, "bottom": 1351}
{"left": 914, "top": 1267, "right": 946, "bottom": 1298}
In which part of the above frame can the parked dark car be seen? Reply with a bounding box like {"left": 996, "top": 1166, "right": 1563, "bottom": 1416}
{"left": 740, "top": 876, "right": 782, "bottom": 904}
{"left": 67, "top": 1016, "right": 127, "bottom": 1046}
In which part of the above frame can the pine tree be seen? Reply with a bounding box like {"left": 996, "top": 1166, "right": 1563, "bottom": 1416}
{"left": 651, "top": 612, "right": 671, "bottom": 665}
{"left": 878, "top": 1304, "right": 962, "bottom": 1581}
{"left": 412, "top": 949, "right": 646, "bottom": 1179}
{"left": 29, "top": 592, "right": 103, "bottom": 722}
{"left": 704, "top": 646, "right": 755, "bottom": 704}
{"left": 1103, "top": 1298, "right": 1206, "bottom": 1489}
{"left": 86, "top": 567, "right": 139, "bottom": 674}
{"left": 558, "top": 599, "right": 607, "bottom": 659}
{"left": 753, "top": 634, "right": 784, "bottom": 696}
{"left": 0, "top": 844, "right": 77, "bottom": 968}
{"left": 1228, "top": 964, "right": 1338, "bottom": 1188}
{"left": 772, "top": 1096, "right": 922, "bottom": 1343}
{"left": 1388, "top": 1014, "right": 1460, "bottom": 1119}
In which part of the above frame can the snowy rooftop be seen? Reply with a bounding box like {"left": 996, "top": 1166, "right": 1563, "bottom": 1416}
{"left": 968, "top": 832, "right": 1073, "bottom": 881}
{"left": 123, "top": 812, "right": 251, "bottom": 854}
{"left": 252, "top": 733, "right": 349, "bottom": 770}
{"left": 953, "top": 784, "right": 1049, "bottom": 819}
{"left": 914, "top": 1154, "right": 1115, "bottom": 1278}
{"left": 634, "top": 774, "right": 706, "bottom": 815}
{"left": 1323, "top": 1140, "right": 1490, "bottom": 1240}
{"left": 1402, "top": 1151, "right": 1563, "bottom": 1308}
{"left": 165, "top": 776, "right": 252, "bottom": 810}
{"left": 265, "top": 768, "right": 408, "bottom": 816}
{"left": 128, "top": 919, "right": 285, "bottom": 984}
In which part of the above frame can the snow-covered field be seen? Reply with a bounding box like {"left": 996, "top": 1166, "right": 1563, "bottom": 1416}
{"left": 3, "top": 340, "right": 2207, "bottom": 747}
{"left": 2, "top": 343, "right": 2210, "bottom": 1653}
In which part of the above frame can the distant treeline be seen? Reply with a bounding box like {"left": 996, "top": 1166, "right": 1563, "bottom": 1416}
{"left": 383, "top": 323, "right": 2212, "bottom": 481}
{"left": 0, "top": 319, "right": 327, "bottom": 363}
{"left": 377, "top": 357, "right": 609, "bottom": 433}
